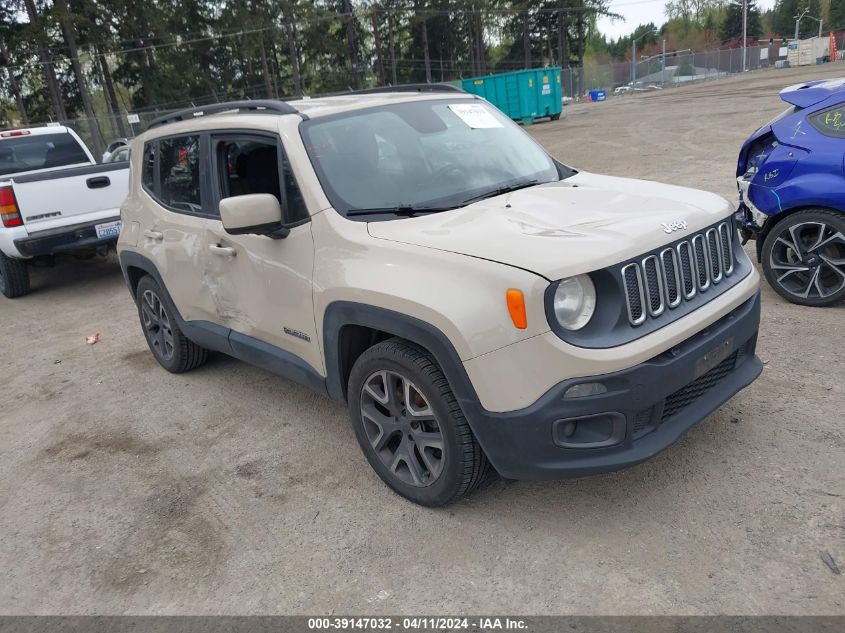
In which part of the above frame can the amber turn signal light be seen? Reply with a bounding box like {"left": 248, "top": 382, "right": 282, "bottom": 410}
{"left": 506, "top": 289, "right": 527, "bottom": 329}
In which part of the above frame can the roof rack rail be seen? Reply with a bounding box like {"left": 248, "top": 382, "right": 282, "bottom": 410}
{"left": 349, "top": 83, "right": 465, "bottom": 95}
{"left": 147, "top": 100, "right": 302, "bottom": 129}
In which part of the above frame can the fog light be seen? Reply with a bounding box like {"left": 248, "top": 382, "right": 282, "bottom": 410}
{"left": 553, "top": 413, "right": 626, "bottom": 449}
{"left": 564, "top": 382, "right": 607, "bottom": 398}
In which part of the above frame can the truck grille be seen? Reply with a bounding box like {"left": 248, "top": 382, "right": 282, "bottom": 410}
{"left": 622, "top": 222, "right": 735, "bottom": 326}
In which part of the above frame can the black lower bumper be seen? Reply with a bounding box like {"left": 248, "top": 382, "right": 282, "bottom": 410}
{"left": 14, "top": 217, "right": 120, "bottom": 258}
{"left": 469, "top": 293, "right": 763, "bottom": 480}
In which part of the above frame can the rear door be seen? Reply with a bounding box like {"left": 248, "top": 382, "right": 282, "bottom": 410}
{"left": 136, "top": 133, "right": 219, "bottom": 325}
{"left": 202, "top": 132, "right": 321, "bottom": 373}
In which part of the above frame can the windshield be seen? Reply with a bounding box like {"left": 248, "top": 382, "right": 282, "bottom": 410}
{"left": 300, "top": 99, "right": 561, "bottom": 215}
{"left": 0, "top": 132, "right": 90, "bottom": 176}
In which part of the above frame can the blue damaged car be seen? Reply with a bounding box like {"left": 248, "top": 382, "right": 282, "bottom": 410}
{"left": 736, "top": 78, "right": 845, "bottom": 306}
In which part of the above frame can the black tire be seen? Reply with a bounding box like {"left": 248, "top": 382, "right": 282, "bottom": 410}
{"left": 135, "top": 275, "right": 208, "bottom": 373}
{"left": 347, "top": 338, "right": 491, "bottom": 506}
{"left": 550, "top": 112, "right": 561, "bottom": 121}
{"left": 0, "top": 251, "right": 31, "bottom": 298}
{"left": 761, "top": 208, "right": 845, "bottom": 307}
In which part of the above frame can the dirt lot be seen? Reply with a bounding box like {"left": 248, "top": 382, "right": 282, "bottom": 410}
{"left": 1, "top": 63, "right": 843, "bottom": 615}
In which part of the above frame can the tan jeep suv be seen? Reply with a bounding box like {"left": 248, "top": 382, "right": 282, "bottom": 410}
{"left": 118, "top": 87, "right": 762, "bottom": 506}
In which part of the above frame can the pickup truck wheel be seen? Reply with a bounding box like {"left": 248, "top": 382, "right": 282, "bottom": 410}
{"left": 0, "top": 252, "right": 31, "bottom": 298}
{"left": 348, "top": 339, "right": 490, "bottom": 506}
{"left": 762, "top": 209, "right": 845, "bottom": 307}
{"left": 135, "top": 276, "right": 208, "bottom": 373}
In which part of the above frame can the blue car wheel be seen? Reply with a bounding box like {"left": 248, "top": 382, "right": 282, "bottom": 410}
{"left": 761, "top": 209, "right": 845, "bottom": 307}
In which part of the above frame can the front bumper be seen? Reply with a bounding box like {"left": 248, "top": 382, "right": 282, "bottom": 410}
{"left": 468, "top": 292, "right": 762, "bottom": 480}
{"left": 14, "top": 217, "right": 120, "bottom": 257}
{"left": 736, "top": 177, "right": 771, "bottom": 240}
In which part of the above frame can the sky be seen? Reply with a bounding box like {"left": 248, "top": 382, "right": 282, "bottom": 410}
{"left": 597, "top": 0, "right": 779, "bottom": 40}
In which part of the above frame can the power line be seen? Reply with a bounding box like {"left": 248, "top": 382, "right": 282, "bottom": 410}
{"left": 2, "top": 0, "right": 659, "bottom": 73}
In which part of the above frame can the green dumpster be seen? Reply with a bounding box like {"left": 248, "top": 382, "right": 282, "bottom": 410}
{"left": 460, "top": 67, "right": 562, "bottom": 124}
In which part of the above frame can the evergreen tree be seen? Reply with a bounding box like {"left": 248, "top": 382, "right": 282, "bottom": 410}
{"left": 772, "top": 0, "right": 799, "bottom": 37}
{"left": 829, "top": 0, "right": 845, "bottom": 31}
{"left": 720, "top": 0, "right": 762, "bottom": 42}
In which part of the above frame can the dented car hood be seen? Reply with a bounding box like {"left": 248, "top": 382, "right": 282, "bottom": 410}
{"left": 366, "top": 171, "right": 735, "bottom": 280}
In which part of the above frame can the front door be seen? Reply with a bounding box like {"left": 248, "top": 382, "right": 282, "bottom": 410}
{"left": 202, "top": 133, "right": 322, "bottom": 375}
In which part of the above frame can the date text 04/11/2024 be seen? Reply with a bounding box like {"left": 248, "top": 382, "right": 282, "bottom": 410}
{"left": 307, "top": 617, "right": 528, "bottom": 631}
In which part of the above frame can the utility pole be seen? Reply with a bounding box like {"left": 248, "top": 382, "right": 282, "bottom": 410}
{"left": 632, "top": 30, "right": 656, "bottom": 85}
{"left": 632, "top": 38, "right": 637, "bottom": 84}
{"left": 421, "top": 17, "right": 432, "bottom": 83}
{"left": 806, "top": 15, "right": 823, "bottom": 39}
{"left": 662, "top": 38, "right": 666, "bottom": 84}
{"left": 794, "top": 8, "right": 809, "bottom": 41}
{"left": 371, "top": 10, "right": 386, "bottom": 85}
{"left": 742, "top": 0, "right": 747, "bottom": 72}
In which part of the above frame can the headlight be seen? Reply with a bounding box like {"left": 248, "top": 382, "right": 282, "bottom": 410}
{"left": 551, "top": 275, "right": 596, "bottom": 330}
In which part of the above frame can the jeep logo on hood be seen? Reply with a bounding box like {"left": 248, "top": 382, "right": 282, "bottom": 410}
{"left": 662, "top": 219, "right": 688, "bottom": 234}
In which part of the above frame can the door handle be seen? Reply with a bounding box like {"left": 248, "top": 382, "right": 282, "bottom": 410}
{"left": 208, "top": 244, "right": 236, "bottom": 257}
{"left": 143, "top": 230, "right": 163, "bottom": 241}
{"left": 86, "top": 176, "right": 111, "bottom": 189}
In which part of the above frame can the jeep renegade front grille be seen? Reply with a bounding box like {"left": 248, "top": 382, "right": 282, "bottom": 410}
{"left": 621, "top": 221, "right": 735, "bottom": 326}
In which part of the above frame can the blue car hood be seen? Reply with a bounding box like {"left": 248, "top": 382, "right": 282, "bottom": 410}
{"left": 780, "top": 78, "right": 845, "bottom": 109}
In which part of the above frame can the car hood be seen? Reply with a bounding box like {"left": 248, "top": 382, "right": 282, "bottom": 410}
{"left": 366, "top": 171, "right": 734, "bottom": 280}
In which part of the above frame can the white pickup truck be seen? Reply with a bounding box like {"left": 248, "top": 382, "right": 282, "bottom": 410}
{"left": 0, "top": 125, "right": 129, "bottom": 298}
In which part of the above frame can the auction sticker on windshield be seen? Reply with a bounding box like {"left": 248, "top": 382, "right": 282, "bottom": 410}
{"left": 448, "top": 103, "right": 503, "bottom": 129}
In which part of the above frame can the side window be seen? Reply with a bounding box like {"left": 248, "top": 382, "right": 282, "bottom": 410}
{"left": 216, "top": 137, "right": 309, "bottom": 224}
{"left": 158, "top": 135, "right": 202, "bottom": 214}
{"left": 281, "top": 158, "right": 309, "bottom": 223}
{"left": 219, "top": 140, "right": 281, "bottom": 201}
{"left": 142, "top": 142, "right": 156, "bottom": 191}
{"left": 809, "top": 106, "right": 845, "bottom": 138}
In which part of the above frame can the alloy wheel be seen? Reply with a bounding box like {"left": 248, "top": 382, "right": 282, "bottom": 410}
{"left": 769, "top": 221, "right": 845, "bottom": 301}
{"left": 359, "top": 370, "right": 445, "bottom": 488}
{"left": 140, "top": 289, "right": 175, "bottom": 361}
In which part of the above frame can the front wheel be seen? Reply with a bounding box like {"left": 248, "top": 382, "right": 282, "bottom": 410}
{"left": 347, "top": 339, "right": 491, "bottom": 506}
{"left": 761, "top": 209, "right": 845, "bottom": 307}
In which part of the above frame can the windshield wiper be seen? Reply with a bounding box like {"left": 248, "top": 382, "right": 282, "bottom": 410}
{"left": 457, "top": 179, "right": 540, "bottom": 207}
{"left": 346, "top": 204, "right": 452, "bottom": 218}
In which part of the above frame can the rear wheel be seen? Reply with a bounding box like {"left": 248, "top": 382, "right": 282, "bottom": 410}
{"left": 0, "top": 252, "right": 31, "bottom": 298}
{"left": 135, "top": 276, "right": 208, "bottom": 373}
{"left": 761, "top": 209, "right": 845, "bottom": 307}
{"left": 347, "top": 339, "right": 491, "bottom": 506}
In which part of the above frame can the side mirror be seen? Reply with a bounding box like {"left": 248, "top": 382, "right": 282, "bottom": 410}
{"left": 219, "top": 194, "right": 289, "bottom": 239}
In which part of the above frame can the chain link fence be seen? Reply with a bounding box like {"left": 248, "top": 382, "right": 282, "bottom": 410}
{"left": 561, "top": 45, "right": 786, "bottom": 99}
{"left": 34, "top": 41, "right": 840, "bottom": 157}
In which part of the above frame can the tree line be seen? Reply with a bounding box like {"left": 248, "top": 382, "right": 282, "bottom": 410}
{"left": 2, "top": 0, "right": 843, "bottom": 152}
{"left": 0, "top": 0, "right": 614, "bottom": 147}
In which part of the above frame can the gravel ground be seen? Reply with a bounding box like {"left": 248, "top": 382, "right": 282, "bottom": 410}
{"left": 0, "top": 63, "right": 843, "bottom": 615}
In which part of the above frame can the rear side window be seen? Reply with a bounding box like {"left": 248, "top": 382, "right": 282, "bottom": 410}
{"left": 809, "top": 105, "right": 845, "bottom": 138}
{"left": 159, "top": 136, "right": 202, "bottom": 214}
{"left": 0, "top": 132, "right": 89, "bottom": 176}
{"left": 142, "top": 143, "right": 156, "bottom": 190}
